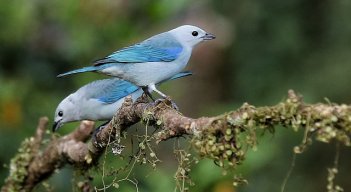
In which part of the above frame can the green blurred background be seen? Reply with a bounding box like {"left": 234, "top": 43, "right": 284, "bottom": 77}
{"left": 1, "top": 0, "right": 351, "bottom": 191}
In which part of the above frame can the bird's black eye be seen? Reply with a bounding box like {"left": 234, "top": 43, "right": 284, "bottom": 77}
{"left": 192, "top": 31, "right": 198, "bottom": 36}
{"left": 58, "top": 111, "right": 63, "bottom": 117}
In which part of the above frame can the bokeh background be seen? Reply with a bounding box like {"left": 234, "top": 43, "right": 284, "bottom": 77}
{"left": 1, "top": 0, "right": 351, "bottom": 191}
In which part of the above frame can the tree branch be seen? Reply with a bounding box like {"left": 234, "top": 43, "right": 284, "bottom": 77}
{"left": 2, "top": 90, "right": 351, "bottom": 191}
{"left": 2, "top": 119, "right": 95, "bottom": 191}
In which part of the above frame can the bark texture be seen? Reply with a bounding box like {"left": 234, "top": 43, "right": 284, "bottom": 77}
{"left": 2, "top": 90, "right": 351, "bottom": 191}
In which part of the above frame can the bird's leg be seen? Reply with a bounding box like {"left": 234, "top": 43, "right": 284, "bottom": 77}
{"left": 148, "top": 84, "right": 179, "bottom": 110}
{"left": 152, "top": 88, "right": 167, "bottom": 99}
{"left": 142, "top": 86, "right": 155, "bottom": 101}
{"left": 148, "top": 84, "right": 167, "bottom": 98}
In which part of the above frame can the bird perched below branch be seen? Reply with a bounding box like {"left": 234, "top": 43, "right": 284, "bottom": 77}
{"left": 57, "top": 25, "right": 215, "bottom": 100}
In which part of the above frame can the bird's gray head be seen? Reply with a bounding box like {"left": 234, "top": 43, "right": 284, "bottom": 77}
{"left": 53, "top": 94, "right": 78, "bottom": 132}
{"left": 169, "top": 25, "right": 215, "bottom": 48}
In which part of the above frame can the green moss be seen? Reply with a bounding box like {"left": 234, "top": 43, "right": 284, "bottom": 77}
{"left": 4, "top": 137, "right": 35, "bottom": 191}
{"left": 191, "top": 91, "right": 351, "bottom": 185}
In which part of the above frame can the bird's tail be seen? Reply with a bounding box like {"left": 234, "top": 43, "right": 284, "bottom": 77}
{"left": 57, "top": 66, "right": 98, "bottom": 77}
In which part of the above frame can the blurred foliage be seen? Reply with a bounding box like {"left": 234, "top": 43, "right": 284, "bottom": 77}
{"left": 1, "top": 0, "right": 351, "bottom": 191}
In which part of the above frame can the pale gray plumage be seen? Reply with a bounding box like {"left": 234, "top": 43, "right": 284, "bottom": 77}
{"left": 53, "top": 71, "right": 192, "bottom": 131}
{"left": 57, "top": 25, "right": 215, "bottom": 99}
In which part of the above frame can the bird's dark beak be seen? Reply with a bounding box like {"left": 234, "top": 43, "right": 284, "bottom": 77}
{"left": 52, "top": 120, "right": 63, "bottom": 132}
{"left": 202, "top": 33, "right": 216, "bottom": 40}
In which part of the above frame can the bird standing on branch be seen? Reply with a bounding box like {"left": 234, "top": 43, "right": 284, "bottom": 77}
{"left": 53, "top": 71, "right": 192, "bottom": 131}
{"left": 57, "top": 25, "right": 215, "bottom": 100}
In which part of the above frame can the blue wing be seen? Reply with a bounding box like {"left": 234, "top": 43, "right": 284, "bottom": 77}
{"left": 82, "top": 79, "right": 139, "bottom": 104}
{"left": 97, "top": 80, "right": 139, "bottom": 104}
{"left": 94, "top": 33, "right": 183, "bottom": 65}
{"left": 81, "top": 71, "right": 192, "bottom": 104}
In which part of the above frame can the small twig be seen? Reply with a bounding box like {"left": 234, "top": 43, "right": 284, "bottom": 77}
{"left": 2, "top": 90, "right": 351, "bottom": 191}
{"left": 280, "top": 153, "right": 297, "bottom": 192}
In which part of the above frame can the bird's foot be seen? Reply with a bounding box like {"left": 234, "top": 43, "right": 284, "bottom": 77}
{"left": 154, "top": 97, "right": 179, "bottom": 111}
{"left": 92, "top": 121, "right": 110, "bottom": 146}
{"left": 136, "top": 93, "right": 150, "bottom": 104}
{"left": 141, "top": 86, "right": 155, "bottom": 101}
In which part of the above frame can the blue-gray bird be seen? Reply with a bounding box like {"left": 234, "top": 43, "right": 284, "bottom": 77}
{"left": 57, "top": 25, "right": 215, "bottom": 99}
{"left": 53, "top": 71, "right": 192, "bottom": 131}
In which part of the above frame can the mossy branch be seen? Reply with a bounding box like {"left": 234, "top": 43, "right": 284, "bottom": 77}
{"left": 2, "top": 119, "right": 95, "bottom": 191}
{"left": 2, "top": 90, "right": 351, "bottom": 191}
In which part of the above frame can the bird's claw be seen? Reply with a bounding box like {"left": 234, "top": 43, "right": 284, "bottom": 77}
{"left": 92, "top": 121, "right": 110, "bottom": 145}
{"left": 154, "top": 97, "right": 179, "bottom": 111}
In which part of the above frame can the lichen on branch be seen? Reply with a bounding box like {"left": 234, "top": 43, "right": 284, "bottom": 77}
{"left": 2, "top": 90, "right": 351, "bottom": 191}
{"left": 192, "top": 90, "right": 351, "bottom": 171}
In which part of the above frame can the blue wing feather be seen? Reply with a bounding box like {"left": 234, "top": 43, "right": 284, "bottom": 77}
{"left": 81, "top": 79, "right": 139, "bottom": 104}
{"left": 81, "top": 71, "right": 192, "bottom": 105}
{"left": 94, "top": 71, "right": 192, "bottom": 103}
{"left": 94, "top": 33, "right": 183, "bottom": 65}
{"left": 96, "top": 80, "right": 139, "bottom": 104}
